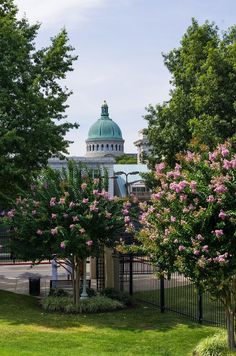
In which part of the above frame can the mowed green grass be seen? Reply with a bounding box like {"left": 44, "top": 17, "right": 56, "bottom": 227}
{"left": 0, "top": 290, "right": 221, "bottom": 356}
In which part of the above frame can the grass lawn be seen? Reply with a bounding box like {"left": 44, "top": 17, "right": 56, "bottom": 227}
{"left": 0, "top": 290, "right": 224, "bottom": 356}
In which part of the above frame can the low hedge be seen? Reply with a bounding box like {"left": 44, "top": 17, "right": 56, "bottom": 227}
{"left": 48, "top": 287, "right": 96, "bottom": 298}
{"left": 193, "top": 331, "right": 234, "bottom": 356}
{"left": 41, "top": 295, "right": 125, "bottom": 314}
{"left": 100, "top": 288, "right": 134, "bottom": 306}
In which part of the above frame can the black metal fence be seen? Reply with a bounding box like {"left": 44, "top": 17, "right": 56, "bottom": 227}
{"left": 0, "top": 230, "right": 14, "bottom": 263}
{"left": 96, "top": 252, "right": 105, "bottom": 292}
{"left": 0, "top": 230, "right": 29, "bottom": 264}
{"left": 117, "top": 254, "right": 225, "bottom": 327}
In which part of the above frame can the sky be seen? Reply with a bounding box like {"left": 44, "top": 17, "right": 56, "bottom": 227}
{"left": 15, "top": 0, "right": 236, "bottom": 156}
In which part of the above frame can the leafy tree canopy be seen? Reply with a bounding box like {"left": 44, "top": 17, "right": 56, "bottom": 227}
{"left": 115, "top": 154, "right": 137, "bottom": 164}
{"left": 136, "top": 143, "right": 236, "bottom": 349}
{"left": 0, "top": 0, "right": 79, "bottom": 206}
{"left": 145, "top": 19, "right": 236, "bottom": 167}
{"left": 3, "top": 161, "right": 136, "bottom": 303}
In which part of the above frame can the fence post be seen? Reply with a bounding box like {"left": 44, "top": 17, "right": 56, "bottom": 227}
{"left": 129, "top": 254, "right": 133, "bottom": 295}
{"left": 160, "top": 276, "right": 165, "bottom": 313}
{"left": 198, "top": 289, "right": 203, "bottom": 324}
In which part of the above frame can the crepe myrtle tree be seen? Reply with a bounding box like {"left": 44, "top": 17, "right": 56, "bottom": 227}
{"left": 4, "top": 161, "right": 134, "bottom": 305}
{"left": 137, "top": 143, "right": 236, "bottom": 350}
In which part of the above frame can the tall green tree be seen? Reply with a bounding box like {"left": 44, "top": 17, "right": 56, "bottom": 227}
{"left": 0, "top": 0, "right": 78, "bottom": 206}
{"left": 145, "top": 19, "right": 236, "bottom": 167}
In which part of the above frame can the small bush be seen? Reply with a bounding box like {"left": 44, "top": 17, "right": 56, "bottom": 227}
{"left": 80, "top": 287, "right": 96, "bottom": 298}
{"left": 193, "top": 331, "right": 232, "bottom": 356}
{"left": 48, "top": 288, "right": 69, "bottom": 297}
{"left": 41, "top": 295, "right": 125, "bottom": 314}
{"left": 101, "top": 288, "right": 133, "bottom": 306}
{"left": 48, "top": 287, "right": 96, "bottom": 298}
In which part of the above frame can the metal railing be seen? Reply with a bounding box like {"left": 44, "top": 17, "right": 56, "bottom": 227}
{"left": 116, "top": 254, "right": 226, "bottom": 327}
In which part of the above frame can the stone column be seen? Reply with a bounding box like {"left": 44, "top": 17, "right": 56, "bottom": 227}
{"left": 104, "top": 247, "right": 115, "bottom": 288}
{"left": 90, "top": 257, "right": 97, "bottom": 279}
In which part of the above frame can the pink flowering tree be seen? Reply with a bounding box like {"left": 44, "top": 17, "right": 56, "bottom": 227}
{"left": 4, "top": 161, "right": 128, "bottom": 305}
{"left": 137, "top": 143, "right": 236, "bottom": 350}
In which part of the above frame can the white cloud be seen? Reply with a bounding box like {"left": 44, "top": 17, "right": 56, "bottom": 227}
{"left": 15, "top": 0, "right": 107, "bottom": 27}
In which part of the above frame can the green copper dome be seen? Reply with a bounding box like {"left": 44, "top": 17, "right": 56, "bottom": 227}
{"left": 87, "top": 101, "right": 123, "bottom": 141}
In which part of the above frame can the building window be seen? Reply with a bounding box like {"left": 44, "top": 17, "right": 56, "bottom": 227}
{"left": 101, "top": 144, "right": 104, "bottom": 151}
{"left": 111, "top": 144, "right": 113, "bottom": 151}
{"left": 115, "top": 144, "right": 117, "bottom": 151}
{"left": 97, "top": 144, "right": 99, "bottom": 151}
{"left": 92, "top": 144, "right": 95, "bottom": 151}
{"left": 106, "top": 144, "right": 109, "bottom": 151}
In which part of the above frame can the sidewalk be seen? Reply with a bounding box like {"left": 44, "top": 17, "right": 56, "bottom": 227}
{"left": 0, "top": 263, "right": 95, "bottom": 296}
{"left": 0, "top": 264, "right": 69, "bottom": 296}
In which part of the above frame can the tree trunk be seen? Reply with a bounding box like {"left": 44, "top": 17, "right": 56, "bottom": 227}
{"left": 226, "top": 306, "right": 236, "bottom": 350}
{"left": 75, "top": 256, "right": 81, "bottom": 307}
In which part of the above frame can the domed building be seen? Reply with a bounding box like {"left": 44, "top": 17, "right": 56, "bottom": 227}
{"left": 86, "top": 101, "right": 124, "bottom": 157}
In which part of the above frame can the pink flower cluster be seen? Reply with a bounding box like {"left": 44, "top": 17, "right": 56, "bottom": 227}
{"left": 151, "top": 192, "right": 163, "bottom": 200}
{"left": 7, "top": 210, "right": 15, "bottom": 218}
{"left": 60, "top": 241, "right": 66, "bottom": 249}
{"left": 169, "top": 180, "right": 188, "bottom": 193}
{"left": 213, "top": 252, "right": 228, "bottom": 263}
{"left": 89, "top": 200, "right": 99, "bottom": 212}
{"left": 81, "top": 183, "right": 87, "bottom": 190}
{"left": 50, "top": 197, "right": 56, "bottom": 207}
{"left": 123, "top": 201, "right": 134, "bottom": 232}
{"left": 51, "top": 227, "right": 58, "bottom": 235}
{"left": 213, "top": 229, "right": 224, "bottom": 238}
{"left": 155, "top": 162, "right": 166, "bottom": 173}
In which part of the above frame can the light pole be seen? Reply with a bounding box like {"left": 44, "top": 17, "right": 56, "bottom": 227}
{"left": 115, "top": 171, "right": 139, "bottom": 196}
{"left": 80, "top": 259, "right": 88, "bottom": 300}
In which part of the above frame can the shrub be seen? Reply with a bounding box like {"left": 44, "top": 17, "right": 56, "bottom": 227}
{"left": 48, "top": 288, "right": 69, "bottom": 297}
{"left": 193, "top": 332, "right": 232, "bottom": 356}
{"left": 101, "top": 288, "right": 133, "bottom": 306}
{"left": 41, "top": 295, "right": 125, "bottom": 314}
{"left": 80, "top": 287, "right": 96, "bottom": 298}
{"left": 41, "top": 296, "right": 71, "bottom": 312}
{"left": 48, "top": 287, "right": 96, "bottom": 298}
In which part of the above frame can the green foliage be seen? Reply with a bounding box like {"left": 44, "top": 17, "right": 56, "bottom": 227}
{"left": 5, "top": 161, "right": 125, "bottom": 262}
{"left": 41, "top": 295, "right": 125, "bottom": 314}
{"left": 79, "top": 287, "right": 96, "bottom": 298}
{"left": 101, "top": 288, "right": 134, "bottom": 306}
{"left": 193, "top": 332, "right": 231, "bottom": 356}
{"left": 138, "top": 144, "right": 236, "bottom": 294}
{"left": 0, "top": 0, "right": 78, "bottom": 206}
{"left": 4, "top": 160, "right": 131, "bottom": 304}
{"left": 48, "top": 288, "right": 69, "bottom": 297}
{"left": 145, "top": 19, "right": 236, "bottom": 167}
{"left": 137, "top": 143, "right": 236, "bottom": 349}
{"left": 116, "top": 154, "right": 137, "bottom": 164}
{"left": 48, "top": 287, "right": 96, "bottom": 298}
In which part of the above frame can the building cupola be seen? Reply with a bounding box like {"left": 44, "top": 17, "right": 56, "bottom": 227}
{"left": 86, "top": 101, "right": 124, "bottom": 157}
